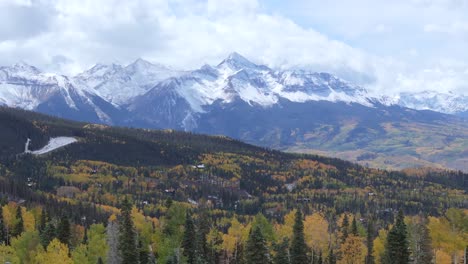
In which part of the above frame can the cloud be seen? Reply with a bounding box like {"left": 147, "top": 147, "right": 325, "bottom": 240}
{"left": 0, "top": 1, "right": 54, "bottom": 41}
{"left": 0, "top": 0, "right": 466, "bottom": 96}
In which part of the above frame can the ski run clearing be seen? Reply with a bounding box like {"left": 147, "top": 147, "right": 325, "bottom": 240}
{"left": 25, "top": 137, "right": 77, "bottom": 155}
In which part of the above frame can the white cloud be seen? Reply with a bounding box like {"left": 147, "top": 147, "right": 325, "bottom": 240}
{"left": 0, "top": 0, "right": 466, "bottom": 96}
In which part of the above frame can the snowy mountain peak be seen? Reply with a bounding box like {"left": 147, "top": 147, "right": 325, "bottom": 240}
{"left": 217, "top": 52, "right": 261, "bottom": 71}
{"left": 397, "top": 90, "right": 468, "bottom": 114}
{"left": 82, "top": 63, "right": 123, "bottom": 77}
{"left": 126, "top": 58, "right": 172, "bottom": 72}
{"left": 3, "top": 61, "right": 41, "bottom": 76}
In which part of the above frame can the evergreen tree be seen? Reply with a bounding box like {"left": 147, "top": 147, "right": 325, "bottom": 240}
{"left": 0, "top": 206, "right": 6, "bottom": 244}
{"left": 198, "top": 212, "right": 211, "bottom": 261}
{"left": 40, "top": 222, "right": 56, "bottom": 248}
{"left": 384, "top": 210, "right": 410, "bottom": 264}
{"left": 413, "top": 219, "right": 433, "bottom": 264}
{"left": 290, "top": 210, "right": 308, "bottom": 264}
{"left": 341, "top": 214, "right": 349, "bottom": 243}
{"left": 326, "top": 248, "right": 336, "bottom": 264}
{"left": 83, "top": 228, "right": 88, "bottom": 244}
{"left": 39, "top": 209, "right": 47, "bottom": 233}
{"left": 365, "top": 220, "right": 375, "bottom": 264}
{"left": 139, "top": 239, "right": 150, "bottom": 264}
{"left": 97, "top": 257, "right": 104, "bottom": 264}
{"left": 351, "top": 217, "right": 358, "bottom": 236}
{"left": 13, "top": 205, "right": 24, "bottom": 237}
{"left": 182, "top": 212, "right": 197, "bottom": 264}
{"left": 245, "top": 226, "right": 270, "bottom": 264}
{"left": 118, "top": 198, "right": 138, "bottom": 264}
{"left": 274, "top": 238, "right": 290, "bottom": 264}
{"left": 57, "top": 215, "right": 71, "bottom": 246}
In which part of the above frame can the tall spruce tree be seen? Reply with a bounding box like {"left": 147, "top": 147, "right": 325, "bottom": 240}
{"left": 365, "top": 220, "right": 375, "bottom": 264}
{"left": 274, "top": 238, "right": 290, "bottom": 264}
{"left": 182, "top": 212, "right": 197, "bottom": 264}
{"left": 290, "top": 210, "right": 308, "bottom": 264}
{"left": 246, "top": 226, "right": 270, "bottom": 264}
{"left": 40, "top": 222, "right": 56, "bottom": 248}
{"left": 341, "top": 214, "right": 349, "bottom": 243}
{"left": 351, "top": 217, "right": 358, "bottom": 236}
{"left": 0, "top": 206, "right": 6, "bottom": 244}
{"left": 118, "top": 198, "right": 138, "bottom": 264}
{"left": 384, "top": 210, "right": 410, "bottom": 264}
{"left": 57, "top": 215, "right": 71, "bottom": 246}
{"left": 39, "top": 209, "right": 47, "bottom": 233}
{"left": 13, "top": 205, "right": 24, "bottom": 237}
{"left": 139, "top": 239, "right": 150, "bottom": 264}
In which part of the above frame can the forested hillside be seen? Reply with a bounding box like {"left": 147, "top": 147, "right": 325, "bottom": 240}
{"left": 0, "top": 106, "right": 466, "bottom": 263}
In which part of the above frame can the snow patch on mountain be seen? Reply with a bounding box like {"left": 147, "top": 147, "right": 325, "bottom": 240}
{"left": 396, "top": 91, "right": 468, "bottom": 114}
{"left": 25, "top": 137, "right": 77, "bottom": 155}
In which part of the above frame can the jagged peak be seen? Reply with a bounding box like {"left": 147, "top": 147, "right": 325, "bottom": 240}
{"left": 217, "top": 52, "right": 259, "bottom": 70}
{"left": 8, "top": 61, "right": 41, "bottom": 74}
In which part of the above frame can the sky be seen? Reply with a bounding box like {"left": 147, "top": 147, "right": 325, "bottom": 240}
{"left": 0, "top": 0, "right": 467, "bottom": 96}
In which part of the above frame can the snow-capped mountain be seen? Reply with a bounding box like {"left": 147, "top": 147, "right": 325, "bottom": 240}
{"left": 1, "top": 53, "right": 467, "bottom": 171}
{"left": 0, "top": 62, "right": 119, "bottom": 124}
{"left": 396, "top": 91, "right": 468, "bottom": 116}
{"left": 73, "top": 58, "right": 183, "bottom": 104}
{"left": 0, "top": 52, "right": 466, "bottom": 129}
{"left": 131, "top": 52, "right": 375, "bottom": 115}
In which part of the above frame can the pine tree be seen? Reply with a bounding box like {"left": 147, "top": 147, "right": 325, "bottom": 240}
{"left": 290, "top": 210, "right": 308, "bottom": 264}
{"left": 365, "top": 220, "right": 375, "bottom": 264}
{"left": 39, "top": 209, "right": 47, "bottom": 233}
{"left": 118, "top": 198, "right": 138, "bottom": 264}
{"left": 326, "top": 248, "right": 336, "bottom": 264}
{"left": 83, "top": 228, "right": 88, "bottom": 244}
{"left": 413, "top": 219, "right": 433, "bottom": 264}
{"left": 57, "top": 215, "right": 71, "bottom": 246}
{"left": 384, "top": 210, "right": 409, "bottom": 264}
{"left": 245, "top": 226, "right": 270, "bottom": 264}
{"left": 139, "top": 239, "right": 150, "bottom": 264}
{"left": 274, "top": 238, "right": 290, "bottom": 264}
{"left": 182, "top": 212, "right": 197, "bottom": 264}
{"left": 351, "top": 217, "right": 358, "bottom": 236}
{"left": 13, "top": 205, "right": 24, "bottom": 237}
{"left": 341, "top": 214, "right": 349, "bottom": 243}
{"left": 0, "top": 206, "right": 6, "bottom": 244}
{"left": 40, "top": 222, "right": 56, "bottom": 248}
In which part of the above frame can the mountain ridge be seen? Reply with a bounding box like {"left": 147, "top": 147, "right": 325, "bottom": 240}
{"left": 1, "top": 53, "right": 467, "bottom": 171}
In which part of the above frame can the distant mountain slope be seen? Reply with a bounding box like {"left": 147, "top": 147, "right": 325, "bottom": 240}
{"left": 0, "top": 54, "right": 467, "bottom": 171}
{"left": 397, "top": 91, "right": 468, "bottom": 115}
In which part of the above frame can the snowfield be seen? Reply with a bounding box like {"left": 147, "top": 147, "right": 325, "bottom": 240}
{"left": 26, "top": 137, "right": 77, "bottom": 155}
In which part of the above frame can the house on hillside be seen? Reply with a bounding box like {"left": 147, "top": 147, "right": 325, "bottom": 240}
{"left": 57, "top": 186, "right": 81, "bottom": 198}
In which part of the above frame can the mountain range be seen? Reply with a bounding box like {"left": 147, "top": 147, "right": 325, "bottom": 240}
{"left": 1, "top": 52, "right": 467, "bottom": 171}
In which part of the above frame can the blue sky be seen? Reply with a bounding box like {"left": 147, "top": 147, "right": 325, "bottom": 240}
{"left": 0, "top": 0, "right": 467, "bottom": 95}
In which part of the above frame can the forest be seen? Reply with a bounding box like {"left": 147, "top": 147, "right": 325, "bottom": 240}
{"left": 0, "top": 106, "right": 466, "bottom": 264}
